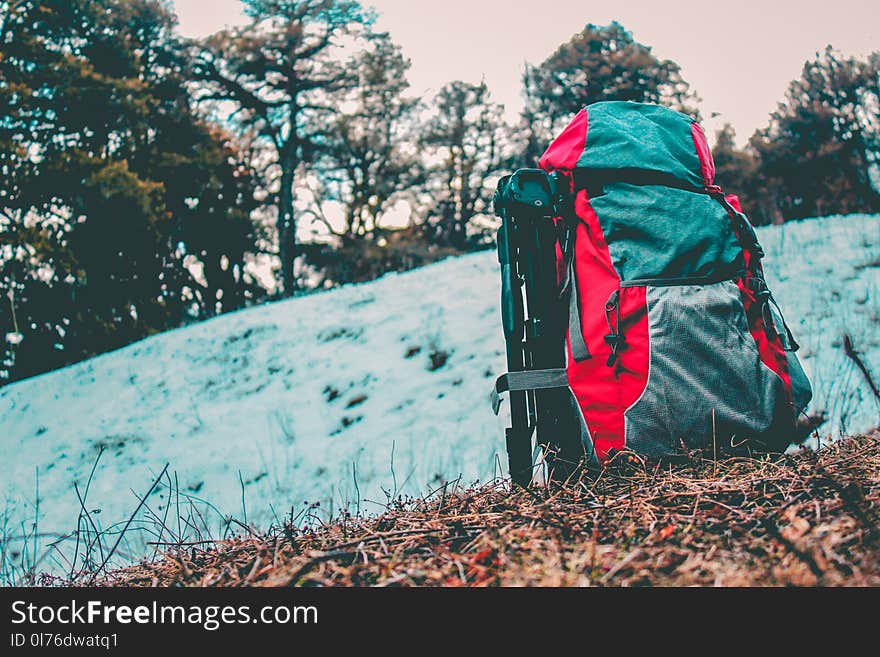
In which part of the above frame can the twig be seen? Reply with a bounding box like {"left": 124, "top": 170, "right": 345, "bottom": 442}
{"left": 844, "top": 334, "right": 880, "bottom": 403}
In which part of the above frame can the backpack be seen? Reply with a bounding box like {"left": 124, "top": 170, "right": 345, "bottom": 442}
{"left": 492, "top": 101, "right": 811, "bottom": 482}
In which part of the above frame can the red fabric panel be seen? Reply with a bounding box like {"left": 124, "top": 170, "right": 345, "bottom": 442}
{"left": 725, "top": 192, "right": 794, "bottom": 407}
{"left": 563, "top": 191, "right": 650, "bottom": 461}
{"left": 690, "top": 122, "right": 716, "bottom": 187}
{"left": 725, "top": 194, "right": 743, "bottom": 212}
{"left": 539, "top": 109, "right": 588, "bottom": 171}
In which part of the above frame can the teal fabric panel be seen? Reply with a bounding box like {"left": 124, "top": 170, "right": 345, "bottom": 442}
{"left": 589, "top": 183, "right": 743, "bottom": 282}
{"left": 576, "top": 101, "right": 703, "bottom": 187}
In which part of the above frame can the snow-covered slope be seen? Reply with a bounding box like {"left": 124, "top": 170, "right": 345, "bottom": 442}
{"left": 1, "top": 213, "right": 879, "bottom": 575}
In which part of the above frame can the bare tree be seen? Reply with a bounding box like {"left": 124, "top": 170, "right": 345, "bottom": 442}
{"left": 193, "top": 0, "right": 374, "bottom": 295}
{"left": 421, "top": 81, "right": 514, "bottom": 249}
{"left": 308, "top": 33, "right": 423, "bottom": 240}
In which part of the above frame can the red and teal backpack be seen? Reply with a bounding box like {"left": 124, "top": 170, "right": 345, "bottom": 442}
{"left": 494, "top": 101, "right": 811, "bottom": 473}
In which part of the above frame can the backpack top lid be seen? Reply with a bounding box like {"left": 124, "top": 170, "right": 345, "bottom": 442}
{"left": 538, "top": 101, "right": 712, "bottom": 189}
{"left": 537, "top": 101, "right": 740, "bottom": 285}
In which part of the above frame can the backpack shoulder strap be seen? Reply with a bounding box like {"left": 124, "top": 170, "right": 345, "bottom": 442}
{"left": 552, "top": 171, "right": 591, "bottom": 363}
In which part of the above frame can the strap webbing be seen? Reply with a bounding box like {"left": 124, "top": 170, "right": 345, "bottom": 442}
{"left": 572, "top": 167, "right": 703, "bottom": 195}
{"left": 491, "top": 368, "right": 569, "bottom": 415}
{"left": 556, "top": 216, "right": 590, "bottom": 364}
{"left": 566, "top": 255, "right": 590, "bottom": 362}
{"left": 712, "top": 192, "right": 765, "bottom": 260}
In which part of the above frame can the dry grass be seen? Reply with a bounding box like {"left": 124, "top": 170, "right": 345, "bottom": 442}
{"left": 97, "top": 431, "right": 880, "bottom": 587}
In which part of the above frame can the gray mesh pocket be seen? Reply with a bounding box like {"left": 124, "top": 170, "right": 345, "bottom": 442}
{"left": 625, "top": 280, "right": 790, "bottom": 456}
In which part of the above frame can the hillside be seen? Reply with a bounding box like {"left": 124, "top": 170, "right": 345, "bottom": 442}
{"left": 1, "top": 213, "right": 879, "bottom": 578}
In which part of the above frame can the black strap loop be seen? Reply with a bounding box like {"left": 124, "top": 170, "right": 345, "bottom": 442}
{"left": 571, "top": 167, "right": 703, "bottom": 195}
{"left": 491, "top": 368, "right": 570, "bottom": 415}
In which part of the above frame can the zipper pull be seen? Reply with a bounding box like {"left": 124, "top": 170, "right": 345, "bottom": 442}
{"left": 604, "top": 290, "right": 625, "bottom": 366}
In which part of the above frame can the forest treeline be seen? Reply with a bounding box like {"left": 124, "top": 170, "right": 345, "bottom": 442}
{"left": 2, "top": 0, "right": 879, "bottom": 383}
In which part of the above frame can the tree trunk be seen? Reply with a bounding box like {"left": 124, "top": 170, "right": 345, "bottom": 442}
{"left": 278, "top": 145, "right": 298, "bottom": 297}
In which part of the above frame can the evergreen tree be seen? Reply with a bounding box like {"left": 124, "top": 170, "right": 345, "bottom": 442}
{"left": 0, "top": 0, "right": 264, "bottom": 383}
{"left": 750, "top": 47, "right": 880, "bottom": 221}
{"left": 710, "top": 123, "right": 780, "bottom": 224}
{"left": 522, "top": 21, "right": 699, "bottom": 163}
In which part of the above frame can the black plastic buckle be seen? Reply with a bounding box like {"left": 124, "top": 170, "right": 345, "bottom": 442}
{"left": 604, "top": 332, "right": 626, "bottom": 366}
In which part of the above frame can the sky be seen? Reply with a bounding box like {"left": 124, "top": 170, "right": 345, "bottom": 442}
{"left": 173, "top": 0, "right": 879, "bottom": 144}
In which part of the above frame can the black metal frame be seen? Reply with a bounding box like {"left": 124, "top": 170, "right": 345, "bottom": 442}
{"left": 493, "top": 169, "right": 581, "bottom": 486}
